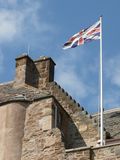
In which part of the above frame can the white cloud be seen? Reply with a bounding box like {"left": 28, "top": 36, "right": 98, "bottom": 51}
{"left": 102, "top": 53, "right": 120, "bottom": 109}
{"left": 0, "top": 0, "right": 53, "bottom": 43}
{"left": 105, "top": 54, "right": 120, "bottom": 87}
{"left": 0, "top": 49, "right": 4, "bottom": 73}
{"left": 56, "top": 67, "right": 89, "bottom": 99}
{"left": 0, "top": 10, "right": 23, "bottom": 42}
{"left": 104, "top": 90, "right": 120, "bottom": 109}
{"left": 55, "top": 49, "right": 96, "bottom": 101}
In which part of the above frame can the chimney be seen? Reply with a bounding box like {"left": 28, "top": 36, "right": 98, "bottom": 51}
{"left": 14, "top": 54, "right": 39, "bottom": 88}
{"left": 14, "top": 54, "right": 55, "bottom": 88}
{"left": 34, "top": 56, "right": 56, "bottom": 88}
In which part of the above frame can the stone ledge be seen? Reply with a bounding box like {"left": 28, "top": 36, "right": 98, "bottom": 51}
{"left": 66, "top": 142, "right": 120, "bottom": 153}
{"left": 34, "top": 57, "right": 56, "bottom": 65}
{"left": 92, "top": 142, "right": 120, "bottom": 150}
{"left": 15, "top": 53, "right": 29, "bottom": 60}
{"left": 0, "top": 95, "right": 53, "bottom": 107}
{"left": 92, "top": 107, "right": 120, "bottom": 117}
{"left": 65, "top": 146, "right": 91, "bottom": 153}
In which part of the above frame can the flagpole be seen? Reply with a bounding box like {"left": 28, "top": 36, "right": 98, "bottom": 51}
{"left": 100, "top": 16, "right": 104, "bottom": 146}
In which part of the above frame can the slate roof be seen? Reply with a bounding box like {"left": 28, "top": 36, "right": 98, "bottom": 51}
{"left": 104, "top": 108, "right": 120, "bottom": 139}
{"left": 0, "top": 81, "right": 51, "bottom": 105}
{"left": 92, "top": 108, "right": 120, "bottom": 139}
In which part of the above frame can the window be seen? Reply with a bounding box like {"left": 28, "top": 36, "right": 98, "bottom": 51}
{"left": 52, "top": 105, "right": 62, "bottom": 129}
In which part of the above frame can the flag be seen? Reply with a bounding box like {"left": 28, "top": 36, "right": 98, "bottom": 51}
{"left": 63, "top": 19, "right": 101, "bottom": 49}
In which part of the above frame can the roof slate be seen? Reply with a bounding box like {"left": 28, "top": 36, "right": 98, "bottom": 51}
{"left": 104, "top": 109, "right": 120, "bottom": 139}
{"left": 92, "top": 108, "right": 120, "bottom": 139}
{"left": 0, "top": 82, "right": 51, "bottom": 105}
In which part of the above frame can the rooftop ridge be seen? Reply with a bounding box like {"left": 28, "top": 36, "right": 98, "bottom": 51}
{"left": 92, "top": 107, "right": 120, "bottom": 117}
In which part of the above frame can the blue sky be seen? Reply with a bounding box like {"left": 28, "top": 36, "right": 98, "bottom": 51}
{"left": 0, "top": 0, "right": 120, "bottom": 113}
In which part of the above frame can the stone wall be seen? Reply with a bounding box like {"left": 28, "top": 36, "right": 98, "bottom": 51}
{"left": 92, "top": 143, "right": 120, "bottom": 160}
{"left": 34, "top": 57, "right": 55, "bottom": 88}
{"left": 52, "top": 101, "right": 71, "bottom": 148}
{"left": 52, "top": 100, "right": 87, "bottom": 149}
{"left": 46, "top": 82, "right": 99, "bottom": 148}
{"left": 66, "top": 147, "right": 91, "bottom": 160}
{"left": 21, "top": 98, "right": 66, "bottom": 160}
{"left": 15, "top": 55, "right": 39, "bottom": 87}
{"left": 14, "top": 54, "right": 99, "bottom": 148}
{"left": 0, "top": 102, "right": 26, "bottom": 160}
{"left": 65, "top": 143, "right": 120, "bottom": 160}
{"left": 15, "top": 55, "right": 55, "bottom": 88}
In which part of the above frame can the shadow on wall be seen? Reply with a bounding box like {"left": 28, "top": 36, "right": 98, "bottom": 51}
{"left": 64, "top": 116, "right": 87, "bottom": 149}
{"left": 25, "top": 60, "right": 40, "bottom": 88}
{"left": 53, "top": 103, "right": 87, "bottom": 149}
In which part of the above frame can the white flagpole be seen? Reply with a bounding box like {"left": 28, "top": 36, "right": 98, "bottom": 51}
{"left": 100, "top": 16, "right": 104, "bottom": 146}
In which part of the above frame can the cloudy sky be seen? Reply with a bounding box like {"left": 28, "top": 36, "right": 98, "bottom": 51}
{"left": 0, "top": 0, "right": 120, "bottom": 113}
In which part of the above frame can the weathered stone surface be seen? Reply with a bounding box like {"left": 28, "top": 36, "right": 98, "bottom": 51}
{"left": 46, "top": 82, "right": 99, "bottom": 148}
{"left": 15, "top": 54, "right": 39, "bottom": 88}
{"left": 14, "top": 54, "right": 55, "bottom": 88}
{"left": 66, "top": 143, "right": 120, "bottom": 160}
{"left": 66, "top": 147, "right": 91, "bottom": 160}
{"left": 93, "top": 108, "right": 120, "bottom": 139}
{"left": 0, "top": 82, "right": 50, "bottom": 105}
{"left": 34, "top": 56, "right": 55, "bottom": 88}
{"left": 0, "top": 102, "right": 26, "bottom": 160}
{"left": 21, "top": 98, "right": 66, "bottom": 160}
{"left": 92, "top": 143, "right": 120, "bottom": 160}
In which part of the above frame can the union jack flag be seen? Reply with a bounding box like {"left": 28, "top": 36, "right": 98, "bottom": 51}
{"left": 63, "top": 19, "right": 101, "bottom": 49}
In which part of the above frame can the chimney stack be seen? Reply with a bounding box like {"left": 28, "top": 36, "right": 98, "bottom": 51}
{"left": 14, "top": 54, "right": 55, "bottom": 88}
{"left": 34, "top": 56, "right": 55, "bottom": 88}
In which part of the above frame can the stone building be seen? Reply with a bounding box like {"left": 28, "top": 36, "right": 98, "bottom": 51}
{"left": 0, "top": 54, "right": 120, "bottom": 160}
